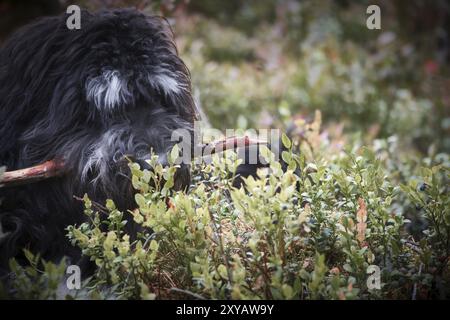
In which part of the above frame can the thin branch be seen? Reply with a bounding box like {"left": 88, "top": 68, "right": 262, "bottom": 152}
{"left": 0, "top": 136, "right": 267, "bottom": 188}
{"left": 202, "top": 136, "right": 267, "bottom": 156}
{"left": 0, "top": 160, "right": 66, "bottom": 188}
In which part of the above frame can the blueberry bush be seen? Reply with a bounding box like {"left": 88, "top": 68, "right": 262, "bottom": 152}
{"left": 1, "top": 0, "right": 449, "bottom": 300}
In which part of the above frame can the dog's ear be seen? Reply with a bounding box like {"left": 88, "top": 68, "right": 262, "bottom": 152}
{"left": 144, "top": 16, "right": 199, "bottom": 124}
{"left": 148, "top": 70, "right": 197, "bottom": 121}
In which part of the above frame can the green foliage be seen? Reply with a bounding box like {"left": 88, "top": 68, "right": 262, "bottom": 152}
{"left": 0, "top": 250, "right": 67, "bottom": 300}
{"left": 6, "top": 139, "right": 448, "bottom": 300}
{"left": 179, "top": 1, "right": 448, "bottom": 152}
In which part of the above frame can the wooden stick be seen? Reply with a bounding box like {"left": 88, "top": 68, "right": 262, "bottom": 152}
{"left": 201, "top": 136, "right": 267, "bottom": 155}
{"left": 1, "top": 160, "right": 66, "bottom": 187}
{"left": 0, "top": 136, "right": 267, "bottom": 188}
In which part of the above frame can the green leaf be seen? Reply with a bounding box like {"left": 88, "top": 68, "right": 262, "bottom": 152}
{"left": 169, "top": 144, "right": 180, "bottom": 165}
{"left": 281, "top": 133, "right": 292, "bottom": 149}
{"left": 106, "top": 199, "right": 116, "bottom": 210}
{"left": 135, "top": 193, "right": 147, "bottom": 208}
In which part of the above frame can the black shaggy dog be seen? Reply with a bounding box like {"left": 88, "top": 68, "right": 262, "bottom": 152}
{"left": 0, "top": 8, "right": 197, "bottom": 274}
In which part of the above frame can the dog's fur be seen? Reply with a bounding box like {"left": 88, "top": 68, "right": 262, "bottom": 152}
{"left": 0, "top": 9, "right": 197, "bottom": 272}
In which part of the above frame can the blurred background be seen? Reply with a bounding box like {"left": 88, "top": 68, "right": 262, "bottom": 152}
{"left": 1, "top": 0, "right": 449, "bottom": 156}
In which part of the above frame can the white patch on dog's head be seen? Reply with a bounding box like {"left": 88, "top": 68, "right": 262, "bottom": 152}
{"left": 86, "top": 69, "right": 189, "bottom": 110}
{"left": 86, "top": 70, "right": 131, "bottom": 110}
{"left": 148, "top": 72, "right": 188, "bottom": 98}
{"left": 81, "top": 129, "right": 127, "bottom": 185}
{"left": 81, "top": 128, "right": 151, "bottom": 185}
{"left": 153, "top": 74, "right": 180, "bottom": 94}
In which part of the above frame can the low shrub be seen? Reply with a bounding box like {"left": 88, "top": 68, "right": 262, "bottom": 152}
{"left": 3, "top": 133, "right": 448, "bottom": 300}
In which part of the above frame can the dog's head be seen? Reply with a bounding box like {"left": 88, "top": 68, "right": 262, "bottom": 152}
{"left": 0, "top": 8, "right": 197, "bottom": 201}
{"left": 81, "top": 9, "right": 197, "bottom": 123}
